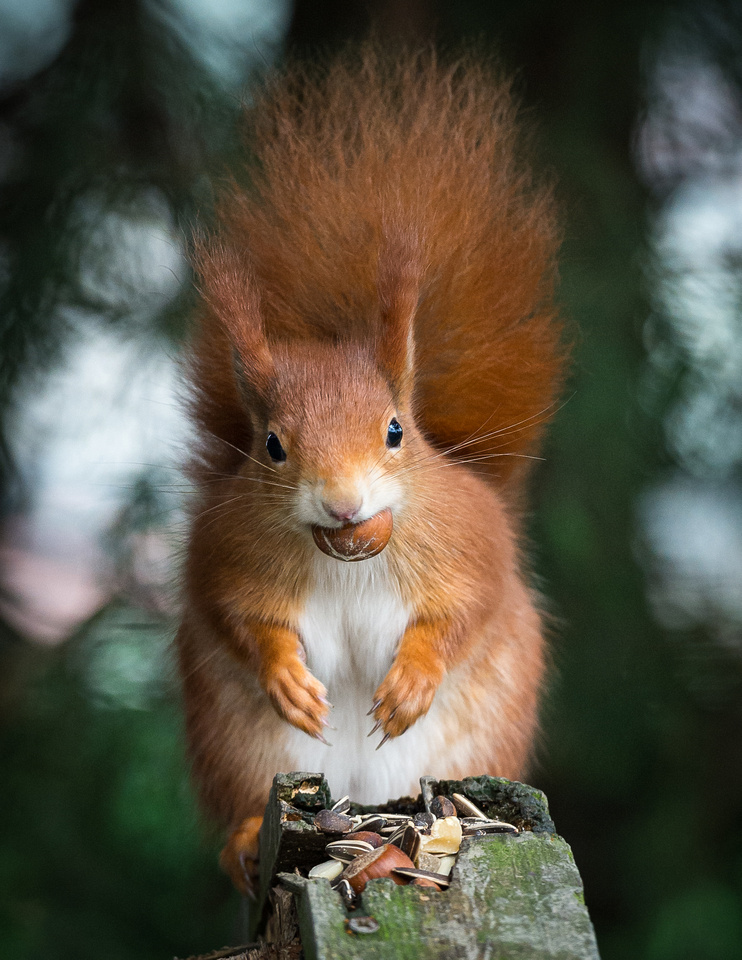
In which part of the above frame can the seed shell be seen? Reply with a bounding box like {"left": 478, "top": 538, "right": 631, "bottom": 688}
{"left": 398, "top": 823, "right": 421, "bottom": 861}
{"left": 356, "top": 815, "right": 385, "bottom": 833}
{"left": 314, "top": 809, "right": 354, "bottom": 834}
{"left": 430, "top": 796, "right": 457, "bottom": 819}
{"left": 331, "top": 876, "right": 357, "bottom": 907}
{"left": 391, "top": 867, "right": 451, "bottom": 888}
{"left": 452, "top": 793, "right": 488, "bottom": 820}
{"left": 326, "top": 839, "right": 375, "bottom": 862}
{"left": 346, "top": 915, "right": 380, "bottom": 935}
{"left": 460, "top": 817, "right": 519, "bottom": 836}
{"left": 413, "top": 811, "right": 436, "bottom": 831}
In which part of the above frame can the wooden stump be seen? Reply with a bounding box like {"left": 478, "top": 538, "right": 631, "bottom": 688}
{"left": 249, "top": 772, "right": 601, "bottom": 960}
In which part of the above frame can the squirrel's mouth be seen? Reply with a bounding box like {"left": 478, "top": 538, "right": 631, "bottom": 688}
{"left": 311, "top": 508, "right": 393, "bottom": 562}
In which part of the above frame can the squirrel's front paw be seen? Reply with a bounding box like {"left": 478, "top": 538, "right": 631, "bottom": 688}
{"left": 261, "top": 655, "right": 331, "bottom": 741}
{"left": 370, "top": 654, "right": 444, "bottom": 744}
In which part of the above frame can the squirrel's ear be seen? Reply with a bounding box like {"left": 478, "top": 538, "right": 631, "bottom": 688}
{"left": 194, "top": 237, "right": 275, "bottom": 410}
{"left": 376, "top": 229, "right": 422, "bottom": 405}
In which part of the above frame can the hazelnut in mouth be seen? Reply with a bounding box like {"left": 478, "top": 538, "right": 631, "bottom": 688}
{"left": 311, "top": 507, "right": 393, "bottom": 561}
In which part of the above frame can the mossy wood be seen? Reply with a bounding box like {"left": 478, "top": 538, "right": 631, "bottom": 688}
{"left": 253, "top": 772, "right": 600, "bottom": 959}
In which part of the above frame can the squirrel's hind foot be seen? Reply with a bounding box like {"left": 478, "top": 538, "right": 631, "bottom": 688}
{"left": 220, "top": 815, "right": 262, "bottom": 898}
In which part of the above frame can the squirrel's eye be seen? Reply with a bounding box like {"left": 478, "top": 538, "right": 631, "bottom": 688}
{"left": 266, "top": 432, "right": 286, "bottom": 462}
{"left": 386, "top": 418, "right": 403, "bottom": 448}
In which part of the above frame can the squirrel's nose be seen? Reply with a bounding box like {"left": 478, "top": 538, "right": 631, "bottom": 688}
{"left": 322, "top": 499, "right": 361, "bottom": 523}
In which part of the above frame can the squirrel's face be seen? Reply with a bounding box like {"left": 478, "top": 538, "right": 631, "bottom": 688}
{"left": 249, "top": 343, "right": 412, "bottom": 529}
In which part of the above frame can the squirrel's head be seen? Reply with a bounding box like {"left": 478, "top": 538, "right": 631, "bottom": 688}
{"left": 253, "top": 342, "right": 411, "bottom": 528}
{"left": 197, "top": 229, "right": 424, "bottom": 532}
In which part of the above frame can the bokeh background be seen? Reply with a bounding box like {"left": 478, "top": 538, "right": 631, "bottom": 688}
{"left": 2, "top": 1, "right": 742, "bottom": 957}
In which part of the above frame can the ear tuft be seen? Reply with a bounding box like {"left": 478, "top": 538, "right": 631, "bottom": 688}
{"left": 377, "top": 227, "right": 423, "bottom": 402}
{"left": 193, "top": 235, "right": 275, "bottom": 408}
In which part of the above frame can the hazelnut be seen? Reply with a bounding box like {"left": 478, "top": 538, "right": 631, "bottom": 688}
{"left": 312, "top": 508, "right": 393, "bottom": 561}
{"left": 342, "top": 843, "right": 415, "bottom": 894}
{"left": 345, "top": 830, "right": 385, "bottom": 848}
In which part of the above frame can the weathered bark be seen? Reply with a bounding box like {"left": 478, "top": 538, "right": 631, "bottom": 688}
{"left": 189, "top": 772, "right": 600, "bottom": 960}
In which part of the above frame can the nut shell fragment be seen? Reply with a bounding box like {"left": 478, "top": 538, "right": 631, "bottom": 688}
{"left": 346, "top": 915, "right": 380, "bottom": 935}
{"left": 416, "top": 851, "right": 440, "bottom": 872}
{"left": 418, "top": 816, "right": 463, "bottom": 855}
{"left": 312, "top": 508, "right": 393, "bottom": 562}
{"left": 308, "top": 859, "right": 344, "bottom": 880}
{"left": 437, "top": 855, "right": 456, "bottom": 876}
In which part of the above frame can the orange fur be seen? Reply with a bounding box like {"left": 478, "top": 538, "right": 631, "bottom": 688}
{"left": 177, "top": 44, "right": 566, "bottom": 892}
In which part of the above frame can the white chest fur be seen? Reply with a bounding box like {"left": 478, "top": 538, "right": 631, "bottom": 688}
{"left": 286, "top": 551, "right": 442, "bottom": 804}
{"left": 299, "top": 552, "right": 408, "bottom": 694}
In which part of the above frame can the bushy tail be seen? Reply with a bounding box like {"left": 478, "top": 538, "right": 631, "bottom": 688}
{"left": 196, "top": 44, "right": 566, "bottom": 493}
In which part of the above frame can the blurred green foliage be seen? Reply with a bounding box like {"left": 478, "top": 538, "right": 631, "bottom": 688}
{"left": 0, "top": 612, "right": 234, "bottom": 958}
{"left": 2, "top": 1, "right": 742, "bottom": 959}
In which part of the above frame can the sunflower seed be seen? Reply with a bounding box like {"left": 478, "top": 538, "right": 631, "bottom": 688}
{"left": 391, "top": 867, "right": 451, "bottom": 888}
{"left": 389, "top": 824, "right": 412, "bottom": 845}
{"left": 430, "top": 796, "right": 457, "bottom": 819}
{"left": 314, "top": 809, "right": 354, "bottom": 833}
{"left": 461, "top": 817, "right": 519, "bottom": 835}
{"left": 452, "top": 793, "right": 489, "bottom": 820}
{"left": 356, "top": 815, "right": 385, "bottom": 833}
{"left": 380, "top": 820, "right": 414, "bottom": 835}
{"left": 398, "top": 823, "right": 421, "bottom": 861}
{"left": 325, "top": 839, "right": 375, "bottom": 862}
{"left": 331, "top": 876, "right": 357, "bottom": 907}
{"left": 330, "top": 795, "right": 351, "bottom": 814}
{"left": 413, "top": 811, "right": 436, "bottom": 830}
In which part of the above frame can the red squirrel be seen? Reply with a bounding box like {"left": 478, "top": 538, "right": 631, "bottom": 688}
{"left": 177, "top": 46, "right": 566, "bottom": 894}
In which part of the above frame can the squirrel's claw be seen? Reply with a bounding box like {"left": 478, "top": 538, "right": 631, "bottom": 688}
{"left": 220, "top": 816, "right": 262, "bottom": 898}
{"left": 371, "top": 653, "right": 443, "bottom": 739}
{"left": 263, "top": 656, "right": 331, "bottom": 740}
